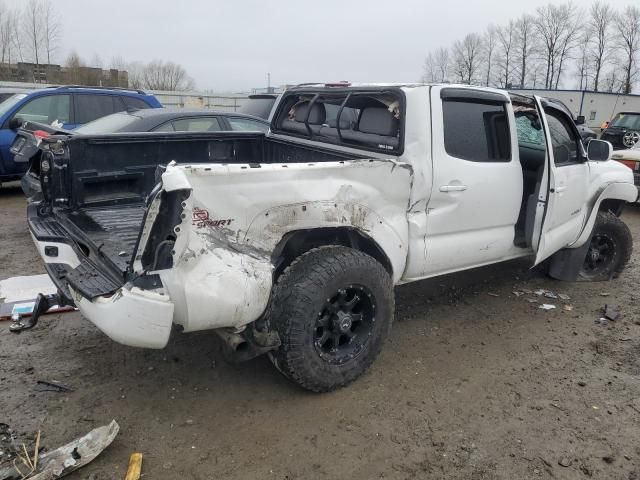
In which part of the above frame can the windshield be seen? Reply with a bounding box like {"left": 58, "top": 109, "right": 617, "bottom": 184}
{"left": 238, "top": 97, "right": 276, "bottom": 119}
{"left": 0, "top": 93, "right": 27, "bottom": 117}
{"left": 75, "top": 112, "right": 143, "bottom": 134}
{"left": 610, "top": 113, "right": 640, "bottom": 130}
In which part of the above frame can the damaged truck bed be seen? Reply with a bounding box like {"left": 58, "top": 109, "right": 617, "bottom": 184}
{"left": 18, "top": 84, "right": 638, "bottom": 392}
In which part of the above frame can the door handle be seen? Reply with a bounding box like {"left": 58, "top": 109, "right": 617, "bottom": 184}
{"left": 440, "top": 185, "right": 468, "bottom": 192}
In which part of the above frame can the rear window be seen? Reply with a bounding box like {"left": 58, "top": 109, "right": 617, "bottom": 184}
{"left": 273, "top": 90, "right": 404, "bottom": 155}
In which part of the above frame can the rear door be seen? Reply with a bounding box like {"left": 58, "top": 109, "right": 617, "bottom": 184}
{"left": 532, "top": 96, "right": 590, "bottom": 264}
{"left": 419, "top": 87, "right": 523, "bottom": 277}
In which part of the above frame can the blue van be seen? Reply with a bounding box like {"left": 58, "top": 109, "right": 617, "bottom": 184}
{"left": 0, "top": 86, "right": 162, "bottom": 183}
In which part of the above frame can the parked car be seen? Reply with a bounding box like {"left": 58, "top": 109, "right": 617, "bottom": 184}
{"left": 0, "top": 85, "right": 161, "bottom": 185}
{"left": 612, "top": 142, "right": 640, "bottom": 200}
{"left": 237, "top": 93, "right": 279, "bottom": 119}
{"left": 600, "top": 111, "right": 640, "bottom": 149}
{"left": 16, "top": 84, "right": 637, "bottom": 393}
{"left": 17, "top": 108, "right": 269, "bottom": 201}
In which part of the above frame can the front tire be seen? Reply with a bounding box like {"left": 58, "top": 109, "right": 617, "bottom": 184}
{"left": 269, "top": 246, "right": 394, "bottom": 392}
{"left": 578, "top": 212, "right": 633, "bottom": 281}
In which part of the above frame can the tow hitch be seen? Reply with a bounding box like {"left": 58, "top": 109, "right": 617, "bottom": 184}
{"left": 9, "top": 291, "right": 72, "bottom": 333}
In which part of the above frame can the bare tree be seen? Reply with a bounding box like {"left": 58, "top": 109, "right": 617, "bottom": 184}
{"left": 483, "top": 25, "right": 497, "bottom": 86}
{"left": 22, "top": 0, "right": 42, "bottom": 74}
{"left": 587, "top": 1, "right": 613, "bottom": 91}
{"left": 141, "top": 59, "right": 195, "bottom": 91}
{"left": 64, "top": 50, "right": 85, "bottom": 84}
{"left": 515, "top": 14, "right": 535, "bottom": 88}
{"left": 452, "top": 33, "right": 483, "bottom": 85}
{"left": 616, "top": 5, "right": 640, "bottom": 94}
{"left": 126, "top": 61, "right": 144, "bottom": 89}
{"left": 42, "top": 0, "right": 60, "bottom": 65}
{"left": 435, "top": 47, "right": 449, "bottom": 82}
{"left": 575, "top": 29, "right": 591, "bottom": 90}
{"left": 496, "top": 20, "right": 517, "bottom": 88}
{"left": 421, "top": 51, "right": 438, "bottom": 83}
{"left": 534, "top": 2, "right": 579, "bottom": 89}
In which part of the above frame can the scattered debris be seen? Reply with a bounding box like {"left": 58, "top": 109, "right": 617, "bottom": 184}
{"left": 487, "top": 292, "right": 499, "bottom": 297}
{"left": 544, "top": 292, "right": 558, "bottom": 300}
{"left": 0, "top": 420, "right": 119, "bottom": 480}
{"left": 595, "top": 318, "right": 609, "bottom": 327}
{"left": 600, "top": 292, "right": 611, "bottom": 297}
{"left": 125, "top": 452, "right": 143, "bottom": 480}
{"left": 563, "top": 305, "right": 574, "bottom": 312}
{"left": 0, "top": 423, "right": 19, "bottom": 465}
{"left": 512, "top": 291, "right": 525, "bottom": 297}
{"left": 558, "top": 294, "right": 571, "bottom": 301}
{"left": 534, "top": 289, "right": 547, "bottom": 296}
{"left": 577, "top": 381, "right": 587, "bottom": 387}
{"left": 527, "top": 299, "right": 538, "bottom": 304}
{"left": 603, "top": 304, "right": 620, "bottom": 321}
{"left": 35, "top": 380, "right": 74, "bottom": 393}
{"left": 558, "top": 457, "right": 572, "bottom": 467}
{"left": 539, "top": 304, "right": 556, "bottom": 311}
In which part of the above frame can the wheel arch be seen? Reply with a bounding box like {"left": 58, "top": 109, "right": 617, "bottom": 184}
{"left": 271, "top": 227, "right": 395, "bottom": 283}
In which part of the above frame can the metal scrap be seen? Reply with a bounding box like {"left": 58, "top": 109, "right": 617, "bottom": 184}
{"left": 603, "top": 304, "right": 620, "bottom": 321}
{"left": 0, "top": 420, "right": 119, "bottom": 480}
{"left": 35, "top": 380, "right": 74, "bottom": 393}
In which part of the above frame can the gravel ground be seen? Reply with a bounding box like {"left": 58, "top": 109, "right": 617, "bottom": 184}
{"left": 1, "top": 182, "right": 639, "bottom": 480}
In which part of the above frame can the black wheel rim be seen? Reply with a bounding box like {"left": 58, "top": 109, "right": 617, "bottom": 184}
{"left": 583, "top": 233, "right": 616, "bottom": 275}
{"left": 313, "top": 285, "right": 376, "bottom": 365}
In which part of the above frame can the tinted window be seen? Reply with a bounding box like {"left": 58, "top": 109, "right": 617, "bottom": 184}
{"left": 153, "top": 122, "right": 174, "bottom": 132}
{"left": 443, "top": 100, "right": 511, "bottom": 162}
{"left": 15, "top": 94, "right": 71, "bottom": 124}
{"left": 75, "top": 94, "right": 120, "bottom": 124}
{"left": 238, "top": 97, "right": 276, "bottom": 119}
{"left": 545, "top": 111, "right": 580, "bottom": 165}
{"left": 227, "top": 117, "right": 268, "bottom": 132}
{"left": 171, "top": 117, "right": 221, "bottom": 132}
{"left": 121, "top": 96, "right": 151, "bottom": 110}
{"left": 609, "top": 113, "right": 640, "bottom": 130}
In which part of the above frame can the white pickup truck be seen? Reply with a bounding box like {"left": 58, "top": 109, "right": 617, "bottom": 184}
{"left": 16, "top": 83, "right": 638, "bottom": 392}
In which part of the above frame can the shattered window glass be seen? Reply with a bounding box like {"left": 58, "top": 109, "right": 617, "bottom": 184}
{"left": 515, "top": 115, "right": 544, "bottom": 146}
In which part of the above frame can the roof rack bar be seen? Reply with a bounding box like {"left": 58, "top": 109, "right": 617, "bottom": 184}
{"left": 47, "top": 85, "right": 147, "bottom": 95}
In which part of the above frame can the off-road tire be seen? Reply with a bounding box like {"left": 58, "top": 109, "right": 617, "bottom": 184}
{"left": 269, "top": 246, "right": 394, "bottom": 392}
{"left": 578, "top": 212, "right": 633, "bottom": 281}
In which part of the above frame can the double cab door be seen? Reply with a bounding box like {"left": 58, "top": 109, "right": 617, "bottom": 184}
{"left": 403, "top": 86, "right": 590, "bottom": 280}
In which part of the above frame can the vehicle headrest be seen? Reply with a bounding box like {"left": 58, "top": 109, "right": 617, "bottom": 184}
{"left": 327, "top": 115, "right": 352, "bottom": 129}
{"left": 294, "top": 102, "right": 326, "bottom": 125}
{"left": 358, "top": 107, "right": 398, "bottom": 136}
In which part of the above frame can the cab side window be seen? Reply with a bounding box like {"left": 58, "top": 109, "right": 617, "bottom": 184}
{"left": 14, "top": 94, "right": 71, "bottom": 125}
{"left": 442, "top": 99, "right": 511, "bottom": 162}
{"left": 544, "top": 111, "right": 580, "bottom": 166}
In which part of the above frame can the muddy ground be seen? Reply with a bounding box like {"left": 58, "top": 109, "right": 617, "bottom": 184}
{"left": 1, "top": 182, "right": 639, "bottom": 480}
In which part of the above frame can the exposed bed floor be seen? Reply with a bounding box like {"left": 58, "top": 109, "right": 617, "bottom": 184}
{"left": 67, "top": 204, "right": 146, "bottom": 273}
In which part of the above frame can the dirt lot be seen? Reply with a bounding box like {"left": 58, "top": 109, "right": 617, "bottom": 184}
{"left": 1, "top": 182, "right": 639, "bottom": 480}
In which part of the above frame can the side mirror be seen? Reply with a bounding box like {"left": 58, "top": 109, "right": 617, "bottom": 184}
{"left": 8, "top": 116, "right": 23, "bottom": 130}
{"left": 587, "top": 139, "right": 612, "bottom": 162}
{"left": 575, "top": 115, "right": 585, "bottom": 125}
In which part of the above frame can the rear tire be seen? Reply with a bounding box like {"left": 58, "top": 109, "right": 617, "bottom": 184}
{"left": 269, "top": 246, "right": 394, "bottom": 392}
{"left": 578, "top": 212, "right": 632, "bottom": 281}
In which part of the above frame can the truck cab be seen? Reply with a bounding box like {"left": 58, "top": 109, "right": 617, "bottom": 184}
{"left": 17, "top": 84, "right": 637, "bottom": 392}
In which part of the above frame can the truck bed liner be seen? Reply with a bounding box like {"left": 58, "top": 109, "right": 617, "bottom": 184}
{"left": 66, "top": 205, "right": 145, "bottom": 273}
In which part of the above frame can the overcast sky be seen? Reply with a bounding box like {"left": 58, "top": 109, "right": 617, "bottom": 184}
{"left": 5, "top": 0, "right": 639, "bottom": 91}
